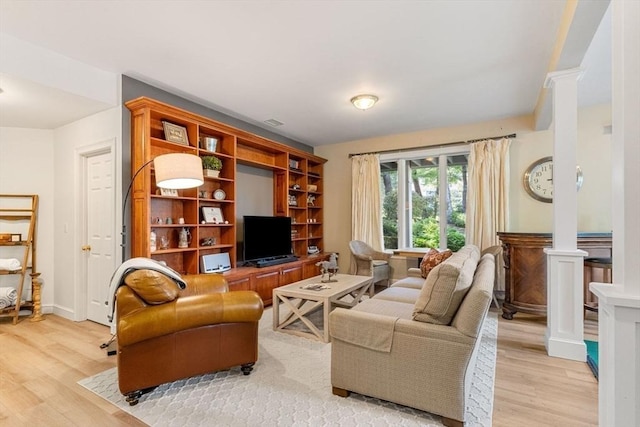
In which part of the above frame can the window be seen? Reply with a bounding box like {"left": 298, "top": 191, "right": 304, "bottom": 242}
{"left": 380, "top": 147, "right": 469, "bottom": 251}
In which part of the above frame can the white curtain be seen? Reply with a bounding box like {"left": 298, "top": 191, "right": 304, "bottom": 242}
{"left": 466, "top": 138, "right": 511, "bottom": 250}
{"left": 351, "top": 154, "right": 384, "bottom": 251}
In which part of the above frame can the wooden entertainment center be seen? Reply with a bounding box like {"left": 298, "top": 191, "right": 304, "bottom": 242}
{"left": 126, "top": 97, "right": 328, "bottom": 303}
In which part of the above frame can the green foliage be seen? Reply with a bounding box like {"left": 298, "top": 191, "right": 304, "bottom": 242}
{"left": 382, "top": 187, "right": 398, "bottom": 248}
{"left": 381, "top": 164, "right": 466, "bottom": 251}
{"left": 446, "top": 227, "right": 466, "bottom": 251}
{"left": 412, "top": 217, "right": 439, "bottom": 249}
{"left": 201, "top": 155, "right": 222, "bottom": 170}
{"left": 407, "top": 217, "right": 466, "bottom": 251}
{"left": 450, "top": 211, "right": 466, "bottom": 228}
{"left": 383, "top": 218, "right": 398, "bottom": 249}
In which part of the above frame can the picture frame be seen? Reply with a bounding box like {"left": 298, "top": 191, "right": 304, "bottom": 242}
{"left": 160, "top": 188, "right": 179, "bottom": 197}
{"left": 162, "top": 121, "right": 189, "bottom": 145}
{"left": 201, "top": 206, "right": 224, "bottom": 224}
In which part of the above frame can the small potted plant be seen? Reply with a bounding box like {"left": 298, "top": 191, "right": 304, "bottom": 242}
{"left": 202, "top": 155, "right": 223, "bottom": 178}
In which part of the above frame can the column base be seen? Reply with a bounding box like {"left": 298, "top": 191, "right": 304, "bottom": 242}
{"left": 544, "top": 331, "right": 586, "bottom": 361}
{"left": 544, "top": 248, "right": 587, "bottom": 361}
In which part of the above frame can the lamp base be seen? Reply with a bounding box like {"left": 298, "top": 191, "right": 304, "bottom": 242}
{"left": 107, "top": 339, "right": 117, "bottom": 356}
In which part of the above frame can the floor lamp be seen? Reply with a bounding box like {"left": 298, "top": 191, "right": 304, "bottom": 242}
{"left": 121, "top": 153, "right": 204, "bottom": 262}
{"left": 104, "top": 153, "right": 204, "bottom": 353}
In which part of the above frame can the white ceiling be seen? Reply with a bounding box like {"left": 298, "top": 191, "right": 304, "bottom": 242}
{"left": 0, "top": 1, "right": 611, "bottom": 147}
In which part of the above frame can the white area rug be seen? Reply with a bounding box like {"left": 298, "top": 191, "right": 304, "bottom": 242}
{"left": 79, "top": 308, "right": 497, "bottom": 427}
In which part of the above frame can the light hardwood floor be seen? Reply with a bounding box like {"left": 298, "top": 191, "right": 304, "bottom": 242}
{"left": 0, "top": 308, "right": 598, "bottom": 426}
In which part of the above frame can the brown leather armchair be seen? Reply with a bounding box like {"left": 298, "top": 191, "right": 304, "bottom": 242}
{"left": 115, "top": 270, "right": 263, "bottom": 405}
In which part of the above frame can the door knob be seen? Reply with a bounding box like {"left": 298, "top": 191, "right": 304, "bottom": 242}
{"left": 81, "top": 245, "right": 91, "bottom": 251}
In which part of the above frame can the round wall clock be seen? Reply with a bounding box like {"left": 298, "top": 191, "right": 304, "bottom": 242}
{"left": 523, "top": 156, "right": 583, "bottom": 203}
{"left": 213, "top": 188, "right": 226, "bottom": 200}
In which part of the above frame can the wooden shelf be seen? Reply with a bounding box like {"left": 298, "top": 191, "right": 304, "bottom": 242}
{"left": 126, "top": 97, "right": 327, "bottom": 282}
{"left": 0, "top": 194, "right": 43, "bottom": 324}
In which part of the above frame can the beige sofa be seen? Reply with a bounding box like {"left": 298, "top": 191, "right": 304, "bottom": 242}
{"left": 329, "top": 245, "right": 494, "bottom": 427}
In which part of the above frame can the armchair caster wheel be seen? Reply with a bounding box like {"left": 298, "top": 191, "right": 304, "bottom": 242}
{"left": 125, "top": 391, "right": 142, "bottom": 406}
{"left": 124, "top": 386, "right": 156, "bottom": 406}
{"left": 241, "top": 363, "right": 255, "bottom": 375}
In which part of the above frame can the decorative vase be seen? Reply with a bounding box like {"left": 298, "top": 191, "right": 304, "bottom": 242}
{"left": 178, "top": 227, "right": 191, "bottom": 248}
{"left": 201, "top": 136, "right": 218, "bottom": 152}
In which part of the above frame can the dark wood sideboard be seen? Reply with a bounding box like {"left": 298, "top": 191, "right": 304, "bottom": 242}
{"left": 496, "top": 232, "right": 612, "bottom": 319}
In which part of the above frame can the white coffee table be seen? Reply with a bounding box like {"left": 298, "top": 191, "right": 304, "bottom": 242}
{"left": 272, "top": 274, "right": 373, "bottom": 343}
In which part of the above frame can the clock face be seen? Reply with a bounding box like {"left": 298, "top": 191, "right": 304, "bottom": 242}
{"left": 523, "top": 156, "right": 583, "bottom": 203}
{"left": 524, "top": 157, "right": 554, "bottom": 202}
{"left": 213, "top": 189, "right": 226, "bottom": 200}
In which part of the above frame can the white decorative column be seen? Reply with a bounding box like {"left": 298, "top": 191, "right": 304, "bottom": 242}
{"left": 590, "top": 1, "right": 640, "bottom": 426}
{"left": 543, "top": 68, "right": 587, "bottom": 361}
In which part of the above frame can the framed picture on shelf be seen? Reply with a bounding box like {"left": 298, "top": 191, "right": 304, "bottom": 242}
{"left": 201, "top": 206, "right": 224, "bottom": 224}
{"left": 160, "top": 188, "right": 179, "bottom": 197}
{"left": 162, "top": 121, "right": 189, "bottom": 145}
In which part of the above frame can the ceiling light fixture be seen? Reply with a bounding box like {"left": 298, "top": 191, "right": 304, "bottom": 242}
{"left": 350, "top": 94, "right": 378, "bottom": 111}
{"left": 264, "top": 118, "right": 284, "bottom": 127}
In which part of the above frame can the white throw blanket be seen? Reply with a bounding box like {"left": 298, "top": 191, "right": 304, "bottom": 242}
{"left": 0, "top": 258, "right": 21, "bottom": 271}
{"left": 0, "top": 287, "right": 18, "bottom": 309}
{"left": 106, "top": 257, "right": 187, "bottom": 323}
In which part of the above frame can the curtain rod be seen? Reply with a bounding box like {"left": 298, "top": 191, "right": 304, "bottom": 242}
{"left": 348, "top": 133, "right": 516, "bottom": 158}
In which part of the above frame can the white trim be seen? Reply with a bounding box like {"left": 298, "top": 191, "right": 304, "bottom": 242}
{"left": 397, "top": 160, "right": 409, "bottom": 248}
{"left": 380, "top": 145, "right": 470, "bottom": 162}
{"left": 74, "top": 138, "right": 118, "bottom": 322}
{"left": 381, "top": 145, "right": 470, "bottom": 250}
{"left": 438, "top": 154, "right": 448, "bottom": 250}
{"left": 52, "top": 304, "right": 75, "bottom": 321}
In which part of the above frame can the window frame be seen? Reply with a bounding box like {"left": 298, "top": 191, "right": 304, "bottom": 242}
{"left": 380, "top": 145, "right": 470, "bottom": 250}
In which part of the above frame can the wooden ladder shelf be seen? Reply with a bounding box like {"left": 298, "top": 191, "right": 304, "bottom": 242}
{"left": 0, "top": 194, "right": 43, "bottom": 324}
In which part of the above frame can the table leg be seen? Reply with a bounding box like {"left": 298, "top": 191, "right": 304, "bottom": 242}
{"left": 332, "top": 279, "right": 373, "bottom": 309}
{"left": 274, "top": 294, "right": 325, "bottom": 341}
{"left": 272, "top": 293, "right": 280, "bottom": 331}
{"left": 323, "top": 296, "right": 331, "bottom": 342}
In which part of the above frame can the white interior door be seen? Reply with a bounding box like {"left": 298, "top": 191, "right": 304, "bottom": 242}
{"left": 84, "top": 150, "right": 115, "bottom": 325}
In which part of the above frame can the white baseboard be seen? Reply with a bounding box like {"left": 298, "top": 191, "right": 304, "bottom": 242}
{"left": 52, "top": 304, "right": 75, "bottom": 321}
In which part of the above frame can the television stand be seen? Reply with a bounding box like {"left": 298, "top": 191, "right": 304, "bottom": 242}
{"left": 253, "top": 255, "right": 299, "bottom": 268}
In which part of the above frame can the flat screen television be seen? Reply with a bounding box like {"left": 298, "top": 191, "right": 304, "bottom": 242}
{"left": 242, "top": 215, "right": 294, "bottom": 264}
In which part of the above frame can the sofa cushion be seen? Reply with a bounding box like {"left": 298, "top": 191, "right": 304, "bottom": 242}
{"left": 353, "top": 297, "right": 415, "bottom": 320}
{"left": 373, "top": 286, "right": 422, "bottom": 304}
{"left": 412, "top": 245, "right": 480, "bottom": 325}
{"left": 419, "top": 248, "right": 453, "bottom": 278}
{"left": 390, "top": 276, "right": 424, "bottom": 290}
{"left": 124, "top": 269, "right": 180, "bottom": 304}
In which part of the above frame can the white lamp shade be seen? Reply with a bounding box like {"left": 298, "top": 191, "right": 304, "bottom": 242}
{"left": 154, "top": 153, "right": 204, "bottom": 189}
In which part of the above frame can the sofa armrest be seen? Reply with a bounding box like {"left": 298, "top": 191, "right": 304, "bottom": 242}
{"left": 392, "top": 318, "right": 475, "bottom": 345}
{"left": 407, "top": 268, "right": 423, "bottom": 278}
{"left": 330, "top": 308, "right": 397, "bottom": 352}
{"left": 371, "top": 250, "right": 392, "bottom": 261}
{"left": 352, "top": 252, "right": 373, "bottom": 262}
{"left": 330, "top": 307, "right": 474, "bottom": 348}
{"left": 117, "top": 288, "right": 263, "bottom": 347}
